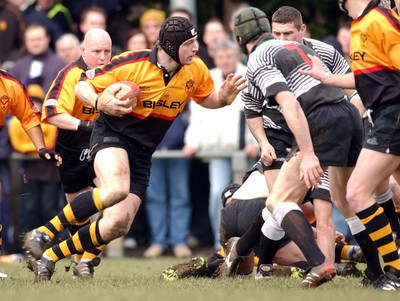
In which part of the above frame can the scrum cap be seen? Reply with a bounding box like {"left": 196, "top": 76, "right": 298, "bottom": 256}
{"left": 159, "top": 16, "right": 197, "bottom": 64}
{"left": 233, "top": 7, "right": 271, "bottom": 55}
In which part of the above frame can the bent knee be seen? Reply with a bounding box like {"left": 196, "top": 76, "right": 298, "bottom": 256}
{"left": 109, "top": 217, "right": 131, "bottom": 237}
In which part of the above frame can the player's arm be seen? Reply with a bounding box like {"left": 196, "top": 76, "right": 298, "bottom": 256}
{"left": 199, "top": 74, "right": 247, "bottom": 109}
{"left": 25, "top": 125, "right": 62, "bottom": 165}
{"left": 74, "top": 81, "right": 132, "bottom": 117}
{"left": 299, "top": 55, "right": 356, "bottom": 89}
{"left": 46, "top": 114, "right": 93, "bottom": 132}
{"left": 246, "top": 116, "right": 276, "bottom": 167}
{"left": 275, "top": 91, "right": 323, "bottom": 188}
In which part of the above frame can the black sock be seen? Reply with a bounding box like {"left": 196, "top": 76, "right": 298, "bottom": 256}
{"left": 335, "top": 243, "right": 345, "bottom": 263}
{"left": 257, "top": 232, "right": 288, "bottom": 265}
{"left": 352, "top": 229, "right": 383, "bottom": 279}
{"left": 281, "top": 210, "right": 325, "bottom": 267}
{"left": 236, "top": 212, "right": 264, "bottom": 256}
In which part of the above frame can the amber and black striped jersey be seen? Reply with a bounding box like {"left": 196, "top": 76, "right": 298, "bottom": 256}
{"left": 0, "top": 69, "right": 40, "bottom": 132}
{"left": 243, "top": 38, "right": 346, "bottom": 133}
{"left": 42, "top": 57, "right": 99, "bottom": 149}
{"left": 84, "top": 48, "right": 215, "bottom": 149}
{"left": 350, "top": 1, "right": 400, "bottom": 110}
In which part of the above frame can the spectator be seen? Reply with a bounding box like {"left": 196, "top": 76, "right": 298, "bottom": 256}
{"left": 10, "top": 23, "right": 66, "bottom": 93}
{"left": 78, "top": 6, "right": 121, "bottom": 56}
{"left": 23, "top": 1, "right": 64, "bottom": 50}
{"left": 8, "top": 82, "right": 62, "bottom": 253}
{"left": 78, "top": 6, "right": 106, "bottom": 38}
{"left": 0, "top": 68, "right": 61, "bottom": 278}
{"left": 55, "top": 33, "right": 81, "bottom": 64}
{"left": 196, "top": 17, "right": 229, "bottom": 68}
{"left": 169, "top": 7, "right": 193, "bottom": 21}
{"left": 323, "top": 21, "right": 351, "bottom": 63}
{"left": 123, "top": 28, "right": 149, "bottom": 51}
{"left": 183, "top": 40, "right": 247, "bottom": 250}
{"left": 26, "top": 0, "right": 73, "bottom": 34}
{"left": 144, "top": 105, "right": 192, "bottom": 258}
{"left": 139, "top": 8, "right": 166, "bottom": 48}
{"left": 0, "top": 0, "right": 25, "bottom": 68}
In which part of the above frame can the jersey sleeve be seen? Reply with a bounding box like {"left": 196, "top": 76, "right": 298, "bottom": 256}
{"left": 9, "top": 79, "right": 41, "bottom": 132}
{"left": 42, "top": 66, "right": 80, "bottom": 122}
{"left": 190, "top": 58, "right": 215, "bottom": 103}
{"left": 383, "top": 19, "right": 400, "bottom": 70}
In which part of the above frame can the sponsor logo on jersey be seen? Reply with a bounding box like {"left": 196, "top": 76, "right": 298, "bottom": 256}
{"left": 142, "top": 99, "right": 185, "bottom": 109}
{"left": 360, "top": 33, "right": 368, "bottom": 48}
{"left": 0, "top": 95, "right": 9, "bottom": 110}
{"left": 185, "top": 79, "right": 195, "bottom": 94}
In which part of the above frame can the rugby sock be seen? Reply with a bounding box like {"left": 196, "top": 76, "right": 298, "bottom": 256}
{"left": 374, "top": 191, "right": 400, "bottom": 237}
{"left": 236, "top": 212, "right": 264, "bottom": 257}
{"left": 291, "top": 261, "right": 309, "bottom": 270}
{"left": 356, "top": 203, "right": 400, "bottom": 270}
{"left": 257, "top": 232, "right": 288, "bottom": 265}
{"left": 335, "top": 244, "right": 357, "bottom": 261}
{"left": 346, "top": 216, "right": 383, "bottom": 278}
{"left": 280, "top": 209, "right": 325, "bottom": 267}
{"left": 44, "top": 220, "right": 106, "bottom": 262}
{"left": 81, "top": 245, "right": 105, "bottom": 262}
{"left": 69, "top": 219, "right": 90, "bottom": 262}
{"left": 38, "top": 189, "right": 104, "bottom": 239}
{"left": 334, "top": 243, "right": 345, "bottom": 263}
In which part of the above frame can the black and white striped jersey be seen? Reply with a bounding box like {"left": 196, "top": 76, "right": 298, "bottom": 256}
{"left": 243, "top": 37, "right": 348, "bottom": 132}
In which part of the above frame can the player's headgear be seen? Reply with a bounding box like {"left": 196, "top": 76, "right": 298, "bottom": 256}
{"left": 221, "top": 183, "right": 242, "bottom": 207}
{"left": 159, "top": 16, "right": 197, "bottom": 64}
{"left": 338, "top": 0, "right": 348, "bottom": 13}
{"left": 233, "top": 7, "right": 271, "bottom": 55}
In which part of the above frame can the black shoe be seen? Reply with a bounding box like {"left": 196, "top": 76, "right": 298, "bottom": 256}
{"left": 375, "top": 266, "right": 400, "bottom": 291}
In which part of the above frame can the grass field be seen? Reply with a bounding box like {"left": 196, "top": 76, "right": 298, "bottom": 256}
{"left": 0, "top": 256, "right": 399, "bottom": 301}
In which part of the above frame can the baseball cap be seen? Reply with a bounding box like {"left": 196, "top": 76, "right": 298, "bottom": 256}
{"left": 221, "top": 183, "right": 242, "bottom": 207}
{"left": 158, "top": 16, "right": 197, "bottom": 64}
{"left": 233, "top": 7, "right": 271, "bottom": 55}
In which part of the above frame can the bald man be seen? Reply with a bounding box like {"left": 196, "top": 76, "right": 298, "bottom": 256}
{"left": 24, "top": 28, "right": 113, "bottom": 279}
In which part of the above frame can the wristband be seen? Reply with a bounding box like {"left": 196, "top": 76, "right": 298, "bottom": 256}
{"left": 348, "top": 91, "right": 360, "bottom": 103}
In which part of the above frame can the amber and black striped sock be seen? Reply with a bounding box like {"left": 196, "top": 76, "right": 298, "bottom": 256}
{"left": 374, "top": 191, "right": 400, "bottom": 237}
{"left": 357, "top": 203, "right": 400, "bottom": 270}
{"left": 43, "top": 219, "right": 106, "bottom": 262}
{"left": 38, "top": 188, "right": 104, "bottom": 240}
{"left": 70, "top": 219, "right": 91, "bottom": 262}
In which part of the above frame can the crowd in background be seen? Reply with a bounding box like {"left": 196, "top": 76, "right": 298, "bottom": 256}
{"left": 0, "top": 0, "right": 353, "bottom": 260}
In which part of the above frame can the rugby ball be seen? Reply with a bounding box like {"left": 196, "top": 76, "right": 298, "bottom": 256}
{"left": 105, "top": 81, "right": 140, "bottom": 109}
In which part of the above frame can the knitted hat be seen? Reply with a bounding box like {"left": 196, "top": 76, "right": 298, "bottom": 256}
{"left": 158, "top": 16, "right": 197, "bottom": 64}
{"left": 221, "top": 183, "right": 242, "bottom": 207}
{"left": 233, "top": 7, "right": 271, "bottom": 55}
{"left": 139, "top": 8, "right": 166, "bottom": 28}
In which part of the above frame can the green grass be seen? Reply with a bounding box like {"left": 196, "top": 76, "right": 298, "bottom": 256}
{"left": 0, "top": 257, "right": 399, "bottom": 301}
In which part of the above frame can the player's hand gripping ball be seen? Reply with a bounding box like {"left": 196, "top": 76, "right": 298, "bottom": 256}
{"left": 97, "top": 81, "right": 140, "bottom": 110}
